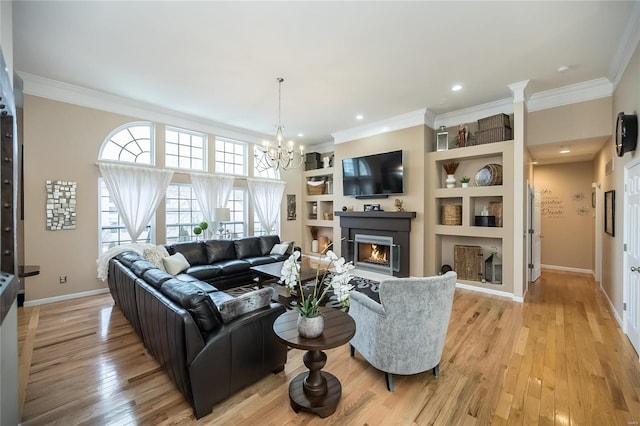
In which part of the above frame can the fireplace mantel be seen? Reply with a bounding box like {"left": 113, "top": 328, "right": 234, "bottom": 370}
{"left": 335, "top": 211, "right": 416, "bottom": 277}
{"left": 334, "top": 211, "right": 416, "bottom": 220}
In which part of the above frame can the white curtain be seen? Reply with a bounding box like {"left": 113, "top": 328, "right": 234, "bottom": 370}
{"left": 99, "top": 163, "right": 174, "bottom": 242}
{"left": 190, "top": 173, "right": 235, "bottom": 224}
{"left": 247, "top": 178, "right": 285, "bottom": 234}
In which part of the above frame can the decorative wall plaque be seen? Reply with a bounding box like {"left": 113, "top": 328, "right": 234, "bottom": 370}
{"left": 46, "top": 180, "right": 77, "bottom": 230}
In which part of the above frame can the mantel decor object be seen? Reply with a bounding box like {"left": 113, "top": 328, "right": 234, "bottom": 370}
{"left": 436, "top": 126, "right": 449, "bottom": 151}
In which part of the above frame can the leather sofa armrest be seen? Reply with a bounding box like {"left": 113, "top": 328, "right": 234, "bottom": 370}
{"left": 187, "top": 302, "right": 287, "bottom": 418}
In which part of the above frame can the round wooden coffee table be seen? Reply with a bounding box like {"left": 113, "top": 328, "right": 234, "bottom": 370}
{"left": 273, "top": 307, "right": 356, "bottom": 418}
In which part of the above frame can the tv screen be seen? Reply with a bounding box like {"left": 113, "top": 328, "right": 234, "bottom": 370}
{"left": 342, "top": 150, "right": 404, "bottom": 197}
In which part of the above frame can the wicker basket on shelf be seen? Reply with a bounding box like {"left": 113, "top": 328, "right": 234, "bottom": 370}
{"left": 442, "top": 205, "right": 462, "bottom": 225}
{"left": 306, "top": 180, "right": 326, "bottom": 195}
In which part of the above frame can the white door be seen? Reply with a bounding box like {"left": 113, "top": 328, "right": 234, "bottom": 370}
{"left": 624, "top": 162, "right": 640, "bottom": 357}
{"left": 530, "top": 188, "right": 542, "bottom": 282}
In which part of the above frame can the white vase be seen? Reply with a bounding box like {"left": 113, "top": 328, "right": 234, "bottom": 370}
{"left": 446, "top": 174, "right": 456, "bottom": 188}
{"left": 297, "top": 314, "right": 324, "bottom": 338}
{"left": 311, "top": 239, "right": 319, "bottom": 253}
{"left": 461, "top": 182, "right": 469, "bottom": 188}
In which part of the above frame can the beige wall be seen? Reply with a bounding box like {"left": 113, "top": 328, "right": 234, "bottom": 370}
{"left": 534, "top": 161, "right": 595, "bottom": 272}
{"left": 527, "top": 97, "right": 612, "bottom": 146}
{"left": 594, "top": 39, "right": 640, "bottom": 316}
{"left": 22, "top": 94, "right": 302, "bottom": 302}
{"left": 333, "top": 125, "right": 427, "bottom": 277}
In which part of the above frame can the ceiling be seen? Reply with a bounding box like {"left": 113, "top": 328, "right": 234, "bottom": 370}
{"left": 12, "top": 1, "right": 640, "bottom": 163}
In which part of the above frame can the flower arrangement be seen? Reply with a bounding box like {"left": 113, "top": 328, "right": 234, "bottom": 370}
{"left": 442, "top": 161, "right": 459, "bottom": 175}
{"left": 460, "top": 176, "right": 471, "bottom": 183}
{"left": 280, "top": 247, "right": 355, "bottom": 318}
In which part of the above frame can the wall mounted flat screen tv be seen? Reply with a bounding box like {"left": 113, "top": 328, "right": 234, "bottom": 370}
{"left": 342, "top": 150, "right": 404, "bottom": 198}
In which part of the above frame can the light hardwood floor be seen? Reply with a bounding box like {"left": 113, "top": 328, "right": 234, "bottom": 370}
{"left": 18, "top": 271, "right": 640, "bottom": 425}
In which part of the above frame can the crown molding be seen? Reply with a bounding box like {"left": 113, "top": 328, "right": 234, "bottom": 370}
{"left": 433, "top": 98, "right": 514, "bottom": 129}
{"left": 331, "top": 108, "right": 427, "bottom": 144}
{"left": 527, "top": 77, "right": 613, "bottom": 112}
{"left": 610, "top": 1, "right": 640, "bottom": 89}
{"left": 18, "top": 72, "right": 269, "bottom": 144}
{"left": 424, "top": 109, "right": 437, "bottom": 130}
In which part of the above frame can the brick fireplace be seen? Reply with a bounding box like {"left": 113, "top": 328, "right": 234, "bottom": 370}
{"left": 335, "top": 211, "right": 416, "bottom": 277}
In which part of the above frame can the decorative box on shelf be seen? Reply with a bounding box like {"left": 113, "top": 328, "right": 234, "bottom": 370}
{"left": 474, "top": 216, "right": 496, "bottom": 227}
{"left": 454, "top": 245, "right": 483, "bottom": 281}
{"left": 305, "top": 152, "right": 321, "bottom": 170}
{"left": 477, "top": 113, "right": 510, "bottom": 131}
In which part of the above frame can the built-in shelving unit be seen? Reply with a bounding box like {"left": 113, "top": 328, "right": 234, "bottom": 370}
{"left": 302, "top": 161, "right": 335, "bottom": 256}
{"left": 426, "top": 140, "right": 515, "bottom": 292}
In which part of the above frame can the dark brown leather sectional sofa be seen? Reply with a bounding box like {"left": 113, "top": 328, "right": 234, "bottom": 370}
{"left": 107, "top": 236, "right": 292, "bottom": 419}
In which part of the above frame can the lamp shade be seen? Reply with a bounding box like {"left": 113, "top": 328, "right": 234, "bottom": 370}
{"left": 214, "top": 207, "right": 230, "bottom": 222}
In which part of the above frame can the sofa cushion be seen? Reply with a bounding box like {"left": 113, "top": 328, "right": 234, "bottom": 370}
{"left": 131, "top": 259, "right": 159, "bottom": 278}
{"left": 234, "top": 237, "right": 262, "bottom": 259}
{"left": 142, "top": 268, "right": 174, "bottom": 289}
{"left": 166, "top": 241, "right": 208, "bottom": 266}
{"left": 217, "top": 287, "right": 275, "bottom": 322}
{"left": 160, "top": 279, "right": 223, "bottom": 332}
{"left": 269, "top": 242, "right": 290, "bottom": 256}
{"left": 142, "top": 245, "right": 170, "bottom": 271}
{"left": 186, "top": 264, "right": 223, "bottom": 281}
{"left": 116, "top": 251, "right": 145, "bottom": 268}
{"left": 258, "top": 235, "right": 280, "bottom": 255}
{"left": 244, "top": 256, "right": 276, "bottom": 267}
{"left": 204, "top": 240, "right": 236, "bottom": 263}
{"left": 163, "top": 253, "right": 191, "bottom": 275}
{"left": 215, "top": 259, "right": 250, "bottom": 275}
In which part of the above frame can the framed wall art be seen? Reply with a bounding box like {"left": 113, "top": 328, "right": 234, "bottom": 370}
{"left": 604, "top": 190, "right": 615, "bottom": 236}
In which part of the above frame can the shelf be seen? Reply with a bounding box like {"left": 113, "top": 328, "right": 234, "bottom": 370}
{"left": 305, "top": 193, "right": 335, "bottom": 201}
{"left": 304, "top": 167, "right": 334, "bottom": 177}
{"left": 434, "top": 225, "right": 504, "bottom": 238}
{"left": 429, "top": 140, "right": 512, "bottom": 162}
{"left": 305, "top": 219, "right": 334, "bottom": 227}
{"left": 433, "top": 186, "right": 503, "bottom": 198}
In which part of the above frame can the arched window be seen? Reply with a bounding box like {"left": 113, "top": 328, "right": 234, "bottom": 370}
{"left": 99, "top": 122, "right": 154, "bottom": 164}
{"left": 98, "top": 122, "right": 155, "bottom": 252}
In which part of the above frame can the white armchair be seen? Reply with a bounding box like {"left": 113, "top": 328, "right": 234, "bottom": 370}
{"left": 348, "top": 272, "right": 457, "bottom": 391}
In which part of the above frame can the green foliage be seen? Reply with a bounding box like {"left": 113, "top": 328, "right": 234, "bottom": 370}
{"left": 460, "top": 176, "right": 471, "bottom": 183}
{"left": 193, "top": 226, "right": 202, "bottom": 235}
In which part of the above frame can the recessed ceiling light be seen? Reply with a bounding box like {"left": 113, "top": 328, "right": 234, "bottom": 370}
{"left": 356, "top": 114, "right": 364, "bottom": 120}
{"left": 451, "top": 84, "right": 463, "bottom": 92}
{"left": 557, "top": 65, "right": 570, "bottom": 73}
{"left": 532, "top": 161, "right": 539, "bottom": 165}
{"left": 560, "top": 145, "right": 571, "bottom": 154}
{"left": 297, "top": 133, "right": 303, "bottom": 137}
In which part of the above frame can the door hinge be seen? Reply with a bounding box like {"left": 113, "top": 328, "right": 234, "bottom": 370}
{"left": 624, "top": 243, "right": 627, "bottom": 252}
{"left": 528, "top": 229, "right": 534, "bottom": 234}
{"left": 624, "top": 302, "right": 627, "bottom": 311}
{"left": 528, "top": 263, "right": 534, "bottom": 269}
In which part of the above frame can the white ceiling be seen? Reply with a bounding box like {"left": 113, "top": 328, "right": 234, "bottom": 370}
{"left": 12, "top": 1, "right": 640, "bottom": 163}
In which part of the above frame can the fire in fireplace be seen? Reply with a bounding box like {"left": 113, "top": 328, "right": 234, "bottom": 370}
{"left": 354, "top": 234, "right": 397, "bottom": 275}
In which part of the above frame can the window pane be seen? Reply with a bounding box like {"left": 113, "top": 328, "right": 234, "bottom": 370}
{"left": 100, "top": 123, "right": 153, "bottom": 165}
{"left": 165, "top": 127, "right": 206, "bottom": 171}
{"left": 165, "top": 183, "right": 203, "bottom": 243}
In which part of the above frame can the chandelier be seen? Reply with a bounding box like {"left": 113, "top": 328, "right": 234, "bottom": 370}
{"left": 255, "top": 77, "right": 304, "bottom": 172}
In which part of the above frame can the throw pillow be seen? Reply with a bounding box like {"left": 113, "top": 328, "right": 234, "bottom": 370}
{"left": 143, "top": 245, "right": 170, "bottom": 271}
{"left": 270, "top": 242, "right": 290, "bottom": 256}
{"left": 163, "top": 252, "right": 190, "bottom": 275}
{"left": 217, "top": 287, "right": 274, "bottom": 322}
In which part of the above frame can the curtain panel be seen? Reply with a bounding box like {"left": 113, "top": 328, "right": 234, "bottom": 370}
{"left": 98, "top": 163, "right": 174, "bottom": 242}
{"left": 247, "top": 178, "right": 285, "bottom": 234}
{"left": 189, "top": 173, "right": 235, "bottom": 227}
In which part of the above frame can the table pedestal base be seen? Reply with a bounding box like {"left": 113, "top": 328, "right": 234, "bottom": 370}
{"left": 289, "top": 371, "right": 342, "bottom": 418}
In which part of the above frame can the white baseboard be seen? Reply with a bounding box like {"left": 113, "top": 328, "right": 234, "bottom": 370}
{"left": 455, "top": 282, "right": 521, "bottom": 302}
{"left": 541, "top": 264, "right": 594, "bottom": 275}
{"left": 23, "top": 288, "right": 109, "bottom": 307}
{"left": 599, "top": 283, "right": 623, "bottom": 329}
